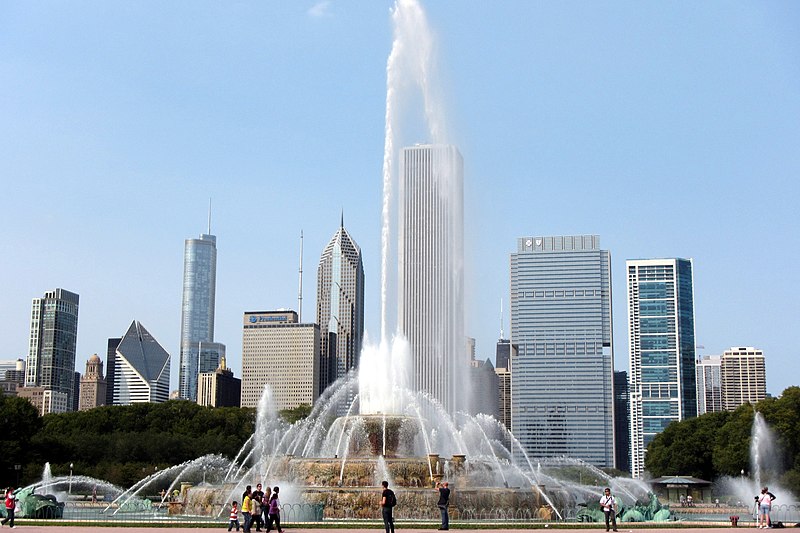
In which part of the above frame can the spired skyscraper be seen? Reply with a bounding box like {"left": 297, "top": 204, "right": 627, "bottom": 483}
{"left": 178, "top": 227, "right": 225, "bottom": 401}
{"left": 26, "top": 288, "right": 80, "bottom": 410}
{"left": 398, "top": 144, "right": 465, "bottom": 414}
{"left": 627, "top": 258, "right": 697, "bottom": 479}
{"left": 510, "top": 236, "right": 615, "bottom": 467}
{"left": 316, "top": 217, "right": 365, "bottom": 397}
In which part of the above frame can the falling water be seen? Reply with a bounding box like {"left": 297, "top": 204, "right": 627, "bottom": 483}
{"left": 380, "top": 0, "right": 450, "bottom": 342}
{"left": 751, "top": 412, "right": 777, "bottom": 490}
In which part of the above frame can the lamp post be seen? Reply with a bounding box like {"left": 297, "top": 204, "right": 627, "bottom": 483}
{"left": 69, "top": 463, "right": 74, "bottom": 494}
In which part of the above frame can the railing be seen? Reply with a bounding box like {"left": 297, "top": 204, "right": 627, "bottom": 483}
{"left": 29, "top": 501, "right": 325, "bottom": 524}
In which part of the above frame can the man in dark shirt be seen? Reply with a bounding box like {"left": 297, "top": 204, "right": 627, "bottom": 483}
{"left": 436, "top": 481, "right": 451, "bottom": 530}
{"left": 380, "top": 480, "right": 395, "bottom": 533}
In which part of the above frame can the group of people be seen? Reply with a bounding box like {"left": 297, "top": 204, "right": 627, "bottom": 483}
{"left": 228, "top": 483, "right": 282, "bottom": 533}
{"left": 378, "top": 479, "right": 451, "bottom": 533}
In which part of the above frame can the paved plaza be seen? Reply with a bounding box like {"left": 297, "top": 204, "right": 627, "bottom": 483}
{"left": 3, "top": 526, "right": 746, "bottom": 533}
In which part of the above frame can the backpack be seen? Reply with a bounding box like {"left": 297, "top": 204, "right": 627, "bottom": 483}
{"left": 387, "top": 490, "right": 397, "bottom": 508}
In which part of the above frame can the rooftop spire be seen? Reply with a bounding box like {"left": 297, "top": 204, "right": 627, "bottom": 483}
{"left": 207, "top": 198, "right": 212, "bottom": 234}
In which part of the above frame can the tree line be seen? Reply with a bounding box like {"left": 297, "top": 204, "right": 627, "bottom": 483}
{"left": 0, "top": 399, "right": 255, "bottom": 488}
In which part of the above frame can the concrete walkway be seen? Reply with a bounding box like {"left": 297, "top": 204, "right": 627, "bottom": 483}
{"left": 4, "top": 526, "right": 745, "bottom": 532}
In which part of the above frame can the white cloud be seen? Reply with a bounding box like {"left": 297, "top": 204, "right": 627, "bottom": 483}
{"left": 308, "top": 1, "right": 332, "bottom": 18}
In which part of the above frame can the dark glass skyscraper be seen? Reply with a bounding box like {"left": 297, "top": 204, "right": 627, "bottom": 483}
{"left": 26, "top": 288, "right": 80, "bottom": 409}
{"left": 510, "top": 236, "right": 615, "bottom": 467}
{"left": 627, "top": 258, "right": 696, "bottom": 478}
{"left": 178, "top": 232, "right": 223, "bottom": 401}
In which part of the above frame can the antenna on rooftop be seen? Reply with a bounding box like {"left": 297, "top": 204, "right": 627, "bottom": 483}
{"left": 207, "top": 198, "right": 212, "bottom": 234}
{"left": 500, "top": 298, "right": 504, "bottom": 340}
{"left": 298, "top": 230, "right": 304, "bottom": 322}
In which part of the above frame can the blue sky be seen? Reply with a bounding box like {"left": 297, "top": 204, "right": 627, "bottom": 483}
{"left": 1, "top": 1, "right": 798, "bottom": 396}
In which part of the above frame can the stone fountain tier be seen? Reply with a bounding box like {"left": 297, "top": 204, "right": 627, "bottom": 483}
{"left": 328, "top": 414, "right": 420, "bottom": 458}
{"left": 301, "top": 486, "right": 548, "bottom": 520}
{"left": 271, "top": 454, "right": 543, "bottom": 493}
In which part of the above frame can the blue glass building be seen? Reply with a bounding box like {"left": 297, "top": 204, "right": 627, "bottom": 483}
{"left": 178, "top": 232, "right": 223, "bottom": 401}
{"left": 510, "top": 235, "right": 615, "bottom": 467}
{"left": 626, "top": 258, "right": 696, "bottom": 478}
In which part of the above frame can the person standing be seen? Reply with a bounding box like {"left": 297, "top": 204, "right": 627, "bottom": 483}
{"left": 251, "top": 492, "right": 263, "bottom": 532}
{"left": 435, "top": 481, "right": 450, "bottom": 530}
{"left": 381, "top": 480, "right": 396, "bottom": 533}
{"left": 758, "top": 486, "right": 776, "bottom": 528}
{"left": 1, "top": 487, "right": 15, "bottom": 528}
{"left": 228, "top": 501, "right": 241, "bottom": 532}
{"left": 265, "top": 486, "right": 282, "bottom": 533}
{"left": 241, "top": 486, "right": 253, "bottom": 533}
{"left": 599, "top": 487, "right": 618, "bottom": 532}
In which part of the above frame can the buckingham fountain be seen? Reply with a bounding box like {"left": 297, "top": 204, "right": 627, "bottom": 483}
{"left": 12, "top": 0, "right": 666, "bottom": 524}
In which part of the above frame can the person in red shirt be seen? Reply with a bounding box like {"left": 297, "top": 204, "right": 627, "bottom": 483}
{"left": 1, "top": 487, "right": 16, "bottom": 528}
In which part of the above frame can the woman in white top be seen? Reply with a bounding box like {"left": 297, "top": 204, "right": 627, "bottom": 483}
{"left": 757, "top": 486, "right": 776, "bottom": 529}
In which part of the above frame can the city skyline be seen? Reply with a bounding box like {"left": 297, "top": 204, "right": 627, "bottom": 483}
{"left": 2, "top": 2, "right": 799, "bottom": 396}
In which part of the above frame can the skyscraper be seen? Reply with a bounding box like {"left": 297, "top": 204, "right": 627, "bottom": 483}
{"left": 495, "top": 339, "right": 516, "bottom": 433}
{"left": 696, "top": 355, "right": 722, "bottom": 415}
{"left": 613, "top": 370, "right": 631, "bottom": 473}
{"left": 510, "top": 235, "right": 615, "bottom": 467}
{"left": 240, "top": 310, "right": 320, "bottom": 410}
{"left": 398, "top": 144, "right": 465, "bottom": 414}
{"left": 627, "top": 258, "right": 696, "bottom": 479}
{"left": 721, "top": 347, "right": 766, "bottom": 410}
{"left": 105, "top": 337, "right": 121, "bottom": 406}
{"left": 179, "top": 231, "right": 224, "bottom": 401}
{"left": 197, "top": 357, "right": 241, "bottom": 408}
{"left": 26, "top": 288, "right": 80, "bottom": 410}
{"left": 113, "top": 320, "right": 171, "bottom": 404}
{"left": 316, "top": 217, "right": 365, "bottom": 397}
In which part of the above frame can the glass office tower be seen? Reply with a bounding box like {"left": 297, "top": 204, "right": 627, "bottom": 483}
{"left": 178, "top": 232, "right": 222, "bottom": 401}
{"left": 26, "top": 288, "right": 80, "bottom": 410}
{"left": 627, "top": 258, "right": 696, "bottom": 478}
{"left": 510, "top": 236, "right": 615, "bottom": 467}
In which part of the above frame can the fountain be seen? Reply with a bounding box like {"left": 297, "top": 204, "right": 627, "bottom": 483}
{"left": 11, "top": 0, "right": 665, "bottom": 525}
{"left": 711, "top": 411, "right": 799, "bottom": 525}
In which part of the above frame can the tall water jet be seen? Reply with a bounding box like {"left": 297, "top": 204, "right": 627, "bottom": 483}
{"left": 373, "top": 0, "right": 467, "bottom": 417}
{"left": 751, "top": 412, "right": 779, "bottom": 490}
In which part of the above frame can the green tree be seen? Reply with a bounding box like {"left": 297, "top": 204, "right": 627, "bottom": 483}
{"left": 0, "top": 396, "right": 42, "bottom": 486}
{"left": 279, "top": 403, "right": 312, "bottom": 424}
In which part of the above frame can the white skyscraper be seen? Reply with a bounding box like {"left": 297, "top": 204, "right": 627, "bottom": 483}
{"left": 113, "top": 321, "right": 171, "bottom": 404}
{"left": 696, "top": 355, "right": 722, "bottom": 415}
{"left": 398, "top": 144, "right": 465, "bottom": 414}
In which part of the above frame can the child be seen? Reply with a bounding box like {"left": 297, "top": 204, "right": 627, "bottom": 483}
{"left": 228, "top": 501, "right": 241, "bottom": 531}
